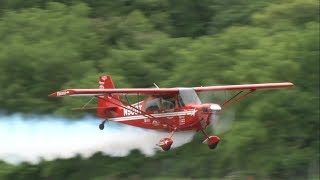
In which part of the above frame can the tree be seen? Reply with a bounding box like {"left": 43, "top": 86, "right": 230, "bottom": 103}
{"left": 0, "top": 3, "right": 100, "bottom": 114}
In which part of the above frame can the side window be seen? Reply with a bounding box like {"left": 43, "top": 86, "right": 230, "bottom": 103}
{"left": 145, "top": 98, "right": 160, "bottom": 112}
{"left": 162, "top": 97, "right": 176, "bottom": 110}
{"left": 178, "top": 95, "right": 185, "bottom": 107}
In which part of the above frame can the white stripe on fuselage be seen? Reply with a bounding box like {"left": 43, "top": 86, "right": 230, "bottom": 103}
{"left": 108, "top": 110, "right": 196, "bottom": 122}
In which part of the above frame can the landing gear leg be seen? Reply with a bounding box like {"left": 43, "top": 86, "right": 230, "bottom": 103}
{"left": 99, "top": 120, "right": 107, "bottom": 130}
{"left": 158, "top": 128, "right": 177, "bottom": 151}
{"left": 201, "top": 129, "right": 220, "bottom": 149}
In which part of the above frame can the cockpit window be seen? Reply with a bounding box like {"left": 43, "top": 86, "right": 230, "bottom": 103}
{"left": 145, "top": 98, "right": 160, "bottom": 112}
{"left": 178, "top": 95, "right": 185, "bottom": 107}
{"left": 178, "top": 88, "right": 201, "bottom": 106}
{"left": 162, "top": 97, "right": 175, "bottom": 110}
{"left": 145, "top": 97, "right": 176, "bottom": 112}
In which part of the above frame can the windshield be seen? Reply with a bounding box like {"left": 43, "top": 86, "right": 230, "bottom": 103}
{"left": 178, "top": 88, "right": 201, "bottom": 106}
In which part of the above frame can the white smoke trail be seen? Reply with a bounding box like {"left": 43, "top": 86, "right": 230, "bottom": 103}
{"left": 0, "top": 114, "right": 195, "bottom": 165}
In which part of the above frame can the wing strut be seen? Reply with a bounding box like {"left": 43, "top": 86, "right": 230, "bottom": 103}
{"left": 82, "top": 97, "right": 95, "bottom": 109}
{"left": 221, "top": 89, "right": 256, "bottom": 109}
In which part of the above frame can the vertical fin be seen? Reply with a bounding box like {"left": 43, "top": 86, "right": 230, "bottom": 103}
{"left": 97, "top": 75, "right": 121, "bottom": 118}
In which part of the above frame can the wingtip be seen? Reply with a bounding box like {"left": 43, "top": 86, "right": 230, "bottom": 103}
{"left": 49, "top": 90, "right": 72, "bottom": 97}
{"left": 286, "top": 82, "right": 294, "bottom": 87}
{"left": 49, "top": 92, "right": 57, "bottom": 97}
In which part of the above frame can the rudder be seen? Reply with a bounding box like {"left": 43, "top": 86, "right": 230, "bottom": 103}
{"left": 97, "top": 75, "right": 121, "bottom": 118}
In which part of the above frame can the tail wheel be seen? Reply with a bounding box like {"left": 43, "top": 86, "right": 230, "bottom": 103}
{"left": 99, "top": 123, "right": 104, "bottom": 130}
{"left": 99, "top": 120, "right": 107, "bottom": 130}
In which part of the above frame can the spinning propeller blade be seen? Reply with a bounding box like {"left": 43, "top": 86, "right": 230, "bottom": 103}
{"left": 210, "top": 109, "right": 236, "bottom": 135}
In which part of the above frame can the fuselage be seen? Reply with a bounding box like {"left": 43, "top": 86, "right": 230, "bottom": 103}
{"left": 101, "top": 88, "right": 221, "bottom": 132}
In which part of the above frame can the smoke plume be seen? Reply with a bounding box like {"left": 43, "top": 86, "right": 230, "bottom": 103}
{"left": 0, "top": 114, "right": 195, "bottom": 165}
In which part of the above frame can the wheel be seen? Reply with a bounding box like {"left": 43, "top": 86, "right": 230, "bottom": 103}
{"left": 158, "top": 138, "right": 173, "bottom": 151}
{"left": 208, "top": 143, "right": 218, "bottom": 149}
{"left": 162, "top": 146, "right": 171, "bottom": 151}
{"left": 99, "top": 123, "right": 104, "bottom": 130}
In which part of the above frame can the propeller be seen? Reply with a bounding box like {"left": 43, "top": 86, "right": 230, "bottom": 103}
{"left": 199, "top": 91, "right": 237, "bottom": 135}
{"left": 210, "top": 108, "right": 236, "bottom": 135}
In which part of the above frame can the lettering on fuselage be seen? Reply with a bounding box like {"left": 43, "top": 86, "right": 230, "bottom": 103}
{"left": 144, "top": 118, "right": 151, "bottom": 123}
{"left": 179, "top": 115, "right": 186, "bottom": 125}
{"left": 57, "top": 90, "right": 69, "bottom": 96}
{"left": 152, "top": 120, "right": 160, "bottom": 126}
{"left": 123, "top": 105, "right": 142, "bottom": 116}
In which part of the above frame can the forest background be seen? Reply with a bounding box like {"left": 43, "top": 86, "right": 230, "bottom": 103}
{"left": 0, "top": 0, "right": 319, "bottom": 179}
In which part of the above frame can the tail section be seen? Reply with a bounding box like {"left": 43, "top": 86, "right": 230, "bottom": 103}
{"left": 97, "top": 75, "right": 122, "bottom": 118}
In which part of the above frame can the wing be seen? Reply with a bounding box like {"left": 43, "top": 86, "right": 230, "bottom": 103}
{"left": 193, "top": 82, "right": 294, "bottom": 109}
{"left": 49, "top": 82, "right": 293, "bottom": 97}
{"left": 49, "top": 88, "right": 180, "bottom": 97}
{"left": 193, "top": 82, "right": 294, "bottom": 92}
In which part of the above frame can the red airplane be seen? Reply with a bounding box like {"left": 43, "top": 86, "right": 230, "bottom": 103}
{"left": 49, "top": 75, "right": 293, "bottom": 151}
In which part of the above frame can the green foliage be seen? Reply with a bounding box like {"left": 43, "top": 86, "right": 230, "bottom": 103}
{"left": 0, "top": 3, "right": 100, "bottom": 114}
{"left": 0, "top": 0, "right": 319, "bottom": 179}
